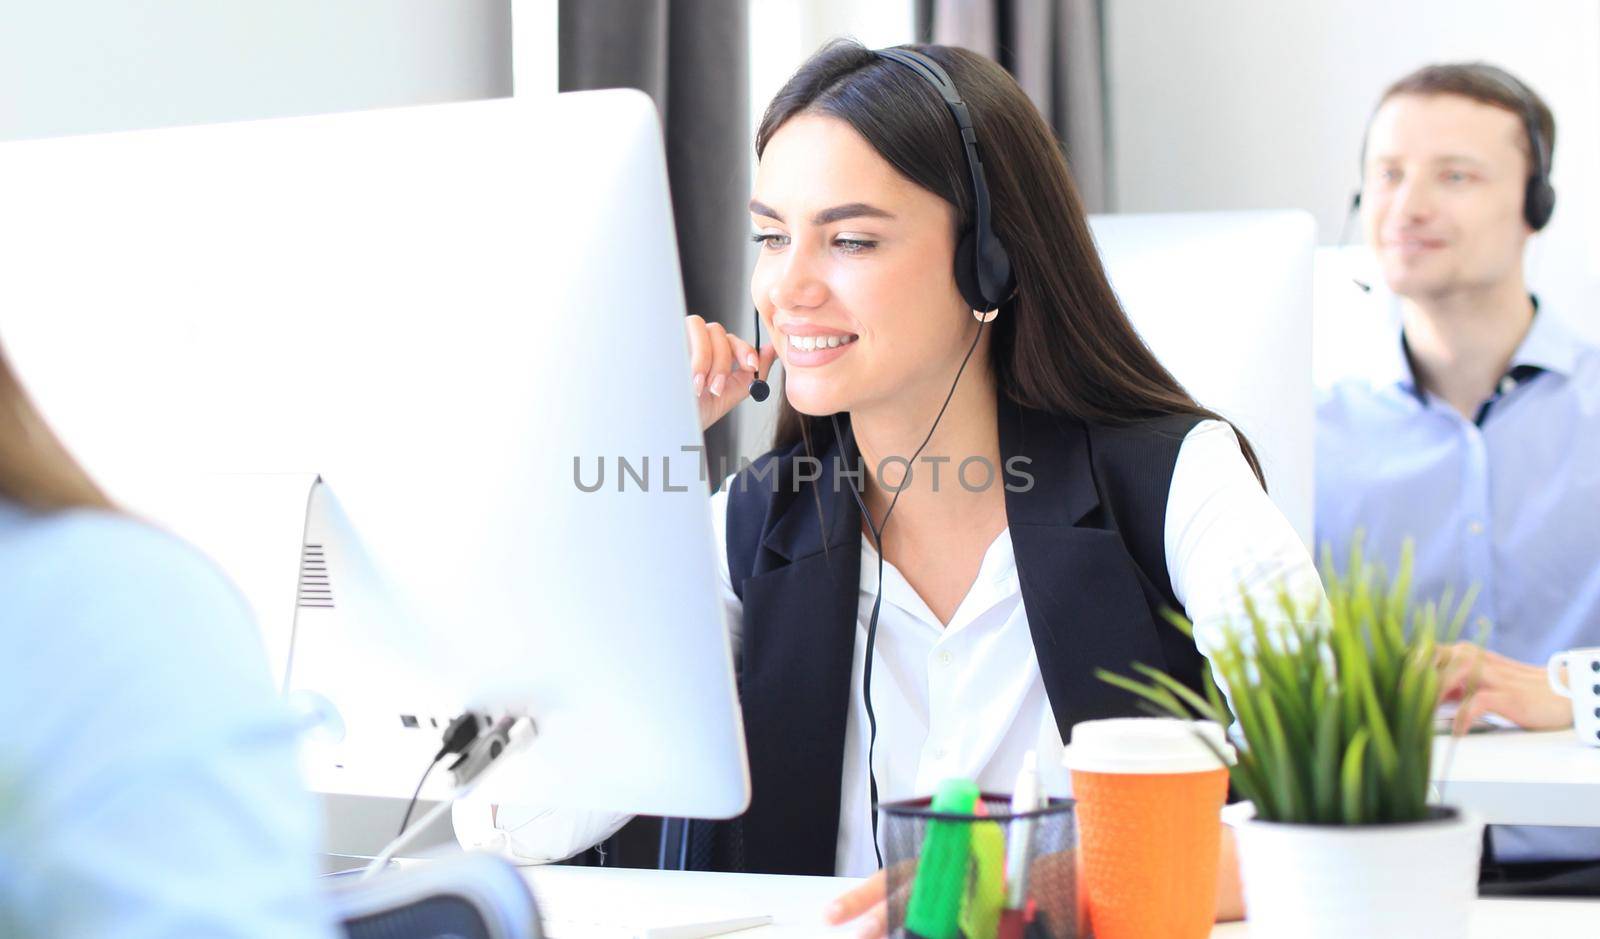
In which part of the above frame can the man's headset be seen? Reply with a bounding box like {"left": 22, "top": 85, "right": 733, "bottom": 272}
{"left": 1340, "top": 63, "right": 1556, "bottom": 289}
{"left": 746, "top": 47, "right": 1016, "bottom": 403}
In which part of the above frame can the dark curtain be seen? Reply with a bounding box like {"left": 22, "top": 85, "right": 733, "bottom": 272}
{"left": 924, "top": 0, "right": 1111, "bottom": 212}
{"left": 558, "top": 0, "right": 751, "bottom": 474}
{"left": 554, "top": 0, "right": 749, "bottom": 870}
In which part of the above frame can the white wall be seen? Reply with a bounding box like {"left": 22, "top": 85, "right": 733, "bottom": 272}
{"left": 1105, "top": 0, "right": 1600, "bottom": 332}
{"left": 748, "top": 0, "right": 915, "bottom": 140}
{"left": 513, "top": 0, "right": 558, "bottom": 96}
{"left": 0, "top": 1, "right": 517, "bottom": 143}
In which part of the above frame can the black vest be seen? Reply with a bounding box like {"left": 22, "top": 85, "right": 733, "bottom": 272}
{"left": 695, "top": 394, "right": 1213, "bottom": 875}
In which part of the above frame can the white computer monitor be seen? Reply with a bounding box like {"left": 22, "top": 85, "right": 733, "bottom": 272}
{"left": 1088, "top": 211, "right": 1316, "bottom": 546}
{"left": 0, "top": 90, "right": 750, "bottom": 820}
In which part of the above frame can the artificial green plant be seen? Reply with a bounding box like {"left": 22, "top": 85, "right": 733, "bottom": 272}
{"left": 1098, "top": 538, "right": 1485, "bottom": 825}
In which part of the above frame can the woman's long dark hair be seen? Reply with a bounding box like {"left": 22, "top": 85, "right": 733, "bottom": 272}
{"left": 756, "top": 40, "right": 1263, "bottom": 484}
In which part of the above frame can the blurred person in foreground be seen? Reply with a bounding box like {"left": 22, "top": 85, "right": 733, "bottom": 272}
{"left": 0, "top": 341, "right": 335, "bottom": 936}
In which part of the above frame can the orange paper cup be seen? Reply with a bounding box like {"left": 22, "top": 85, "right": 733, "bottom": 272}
{"left": 1063, "top": 718, "right": 1234, "bottom": 939}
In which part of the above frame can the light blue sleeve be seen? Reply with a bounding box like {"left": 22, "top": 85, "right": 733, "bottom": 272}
{"left": 0, "top": 508, "right": 337, "bottom": 938}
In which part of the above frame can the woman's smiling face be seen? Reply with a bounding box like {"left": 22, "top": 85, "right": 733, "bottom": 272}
{"left": 750, "top": 113, "right": 976, "bottom": 417}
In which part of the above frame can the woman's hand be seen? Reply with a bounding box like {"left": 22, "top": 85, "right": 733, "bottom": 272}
{"left": 686, "top": 314, "right": 776, "bottom": 432}
{"left": 1437, "top": 642, "right": 1574, "bottom": 732}
{"left": 823, "top": 863, "right": 910, "bottom": 939}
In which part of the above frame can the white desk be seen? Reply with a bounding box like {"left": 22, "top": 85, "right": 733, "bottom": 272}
{"left": 1208, "top": 896, "right": 1600, "bottom": 937}
{"left": 523, "top": 867, "right": 857, "bottom": 938}
{"left": 521, "top": 866, "right": 1600, "bottom": 938}
{"left": 1433, "top": 730, "right": 1600, "bottom": 827}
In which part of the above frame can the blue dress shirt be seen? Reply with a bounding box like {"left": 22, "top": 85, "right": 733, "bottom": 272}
{"left": 0, "top": 501, "right": 335, "bottom": 937}
{"left": 1317, "top": 303, "right": 1600, "bottom": 861}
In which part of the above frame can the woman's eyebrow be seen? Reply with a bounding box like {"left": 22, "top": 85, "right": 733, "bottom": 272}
{"left": 748, "top": 199, "right": 895, "bottom": 225}
{"left": 812, "top": 202, "right": 895, "bottom": 225}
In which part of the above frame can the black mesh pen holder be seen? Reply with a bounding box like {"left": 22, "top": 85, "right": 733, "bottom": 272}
{"left": 879, "top": 795, "right": 1083, "bottom": 939}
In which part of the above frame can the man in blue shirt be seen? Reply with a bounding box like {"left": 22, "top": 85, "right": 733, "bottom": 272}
{"left": 1318, "top": 63, "right": 1600, "bottom": 871}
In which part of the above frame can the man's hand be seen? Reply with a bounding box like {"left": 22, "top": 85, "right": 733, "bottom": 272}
{"left": 1437, "top": 642, "right": 1573, "bottom": 732}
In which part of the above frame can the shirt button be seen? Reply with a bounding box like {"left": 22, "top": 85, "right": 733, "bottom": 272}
{"left": 1499, "top": 376, "right": 1517, "bottom": 395}
{"left": 933, "top": 746, "right": 948, "bottom": 760}
{"left": 938, "top": 650, "right": 953, "bottom": 667}
{"left": 1468, "top": 521, "right": 1485, "bottom": 536}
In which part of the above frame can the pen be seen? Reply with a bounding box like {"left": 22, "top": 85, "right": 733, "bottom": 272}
{"left": 997, "top": 751, "right": 1041, "bottom": 939}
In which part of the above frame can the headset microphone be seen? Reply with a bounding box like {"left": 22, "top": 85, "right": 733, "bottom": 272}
{"left": 1337, "top": 191, "right": 1373, "bottom": 293}
{"left": 748, "top": 306, "right": 770, "bottom": 402}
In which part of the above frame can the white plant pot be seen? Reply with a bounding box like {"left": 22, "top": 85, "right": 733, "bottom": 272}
{"left": 1229, "top": 804, "right": 1483, "bottom": 939}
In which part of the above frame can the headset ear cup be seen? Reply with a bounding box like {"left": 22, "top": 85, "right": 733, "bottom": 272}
{"left": 978, "top": 235, "right": 1015, "bottom": 309}
{"left": 953, "top": 227, "right": 987, "bottom": 312}
{"left": 1526, "top": 179, "right": 1556, "bottom": 231}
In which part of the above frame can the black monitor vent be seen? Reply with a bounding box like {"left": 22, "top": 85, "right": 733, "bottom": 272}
{"left": 298, "top": 543, "right": 334, "bottom": 609}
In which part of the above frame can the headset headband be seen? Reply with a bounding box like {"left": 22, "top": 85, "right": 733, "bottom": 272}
{"left": 874, "top": 47, "right": 1015, "bottom": 310}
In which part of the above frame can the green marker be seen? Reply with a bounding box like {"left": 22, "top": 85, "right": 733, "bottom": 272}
{"left": 904, "top": 778, "right": 980, "bottom": 939}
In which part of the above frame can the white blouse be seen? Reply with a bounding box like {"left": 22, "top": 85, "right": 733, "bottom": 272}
{"left": 455, "top": 420, "right": 1325, "bottom": 874}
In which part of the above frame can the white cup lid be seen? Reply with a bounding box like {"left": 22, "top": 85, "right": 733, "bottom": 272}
{"left": 1062, "top": 717, "right": 1236, "bottom": 775}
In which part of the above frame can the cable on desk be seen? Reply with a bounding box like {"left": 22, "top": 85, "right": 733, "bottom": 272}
{"left": 396, "top": 712, "right": 486, "bottom": 839}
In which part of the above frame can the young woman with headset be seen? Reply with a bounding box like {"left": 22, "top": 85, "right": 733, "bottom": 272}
{"left": 467, "top": 41, "right": 1323, "bottom": 933}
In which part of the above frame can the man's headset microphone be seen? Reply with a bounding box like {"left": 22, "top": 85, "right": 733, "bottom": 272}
{"left": 739, "top": 46, "right": 1016, "bottom": 868}
{"left": 1338, "top": 64, "right": 1555, "bottom": 293}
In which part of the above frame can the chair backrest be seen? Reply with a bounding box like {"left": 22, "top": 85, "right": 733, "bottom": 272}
{"left": 1089, "top": 210, "right": 1317, "bottom": 546}
{"left": 329, "top": 853, "right": 542, "bottom": 939}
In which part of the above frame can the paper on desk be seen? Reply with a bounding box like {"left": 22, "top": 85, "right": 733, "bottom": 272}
{"left": 527, "top": 868, "right": 856, "bottom": 939}
{"left": 1435, "top": 701, "right": 1519, "bottom": 733}
{"left": 532, "top": 874, "right": 769, "bottom": 939}
{"left": 638, "top": 914, "right": 772, "bottom": 939}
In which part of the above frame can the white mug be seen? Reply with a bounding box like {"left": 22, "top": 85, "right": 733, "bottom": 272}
{"left": 1547, "top": 647, "right": 1600, "bottom": 746}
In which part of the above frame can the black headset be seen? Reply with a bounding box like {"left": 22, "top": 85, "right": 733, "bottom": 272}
{"left": 1352, "top": 64, "right": 1555, "bottom": 231}
{"left": 877, "top": 47, "right": 1017, "bottom": 312}
{"left": 747, "top": 46, "right": 1016, "bottom": 404}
